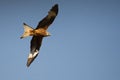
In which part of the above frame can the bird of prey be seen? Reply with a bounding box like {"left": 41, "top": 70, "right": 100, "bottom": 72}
{"left": 20, "top": 4, "right": 58, "bottom": 67}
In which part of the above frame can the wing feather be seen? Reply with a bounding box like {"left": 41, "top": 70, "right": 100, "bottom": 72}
{"left": 36, "top": 4, "right": 58, "bottom": 30}
{"left": 26, "top": 36, "right": 43, "bottom": 67}
{"left": 30, "top": 36, "right": 43, "bottom": 53}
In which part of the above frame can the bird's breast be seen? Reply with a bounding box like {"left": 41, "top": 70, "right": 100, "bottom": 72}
{"left": 34, "top": 28, "right": 47, "bottom": 36}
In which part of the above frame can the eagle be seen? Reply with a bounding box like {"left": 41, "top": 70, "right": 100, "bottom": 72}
{"left": 20, "top": 4, "right": 58, "bottom": 67}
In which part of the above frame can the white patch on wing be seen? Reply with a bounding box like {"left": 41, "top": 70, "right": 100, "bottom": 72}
{"left": 33, "top": 50, "right": 39, "bottom": 57}
{"left": 28, "top": 53, "right": 33, "bottom": 58}
{"left": 28, "top": 50, "right": 39, "bottom": 59}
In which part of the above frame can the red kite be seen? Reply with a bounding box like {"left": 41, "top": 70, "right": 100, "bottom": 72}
{"left": 20, "top": 4, "right": 58, "bottom": 67}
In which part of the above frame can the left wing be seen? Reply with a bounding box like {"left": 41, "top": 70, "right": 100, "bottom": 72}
{"left": 27, "top": 36, "right": 43, "bottom": 67}
{"left": 36, "top": 4, "right": 58, "bottom": 30}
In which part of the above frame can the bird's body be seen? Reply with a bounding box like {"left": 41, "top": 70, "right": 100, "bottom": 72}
{"left": 33, "top": 28, "right": 50, "bottom": 37}
{"left": 20, "top": 4, "right": 58, "bottom": 67}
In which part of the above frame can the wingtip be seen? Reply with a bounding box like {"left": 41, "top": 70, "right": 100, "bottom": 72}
{"left": 26, "top": 57, "right": 33, "bottom": 67}
{"left": 26, "top": 51, "right": 39, "bottom": 67}
{"left": 49, "top": 4, "right": 58, "bottom": 16}
{"left": 26, "top": 59, "right": 31, "bottom": 67}
{"left": 54, "top": 4, "right": 58, "bottom": 7}
{"left": 52, "top": 4, "right": 58, "bottom": 10}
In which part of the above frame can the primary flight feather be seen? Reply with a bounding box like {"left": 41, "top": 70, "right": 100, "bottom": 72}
{"left": 20, "top": 4, "right": 58, "bottom": 67}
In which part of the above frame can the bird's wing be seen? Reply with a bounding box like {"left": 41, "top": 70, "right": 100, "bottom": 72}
{"left": 36, "top": 4, "right": 58, "bottom": 30}
{"left": 27, "top": 36, "right": 43, "bottom": 67}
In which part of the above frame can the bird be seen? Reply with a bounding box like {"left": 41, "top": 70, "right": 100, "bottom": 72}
{"left": 20, "top": 4, "right": 58, "bottom": 67}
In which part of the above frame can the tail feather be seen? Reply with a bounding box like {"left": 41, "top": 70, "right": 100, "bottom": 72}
{"left": 27, "top": 50, "right": 39, "bottom": 67}
{"left": 20, "top": 23, "right": 34, "bottom": 39}
{"left": 23, "top": 23, "right": 33, "bottom": 31}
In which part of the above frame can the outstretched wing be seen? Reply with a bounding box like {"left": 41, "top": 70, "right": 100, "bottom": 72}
{"left": 30, "top": 36, "right": 43, "bottom": 52}
{"left": 27, "top": 36, "right": 43, "bottom": 67}
{"left": 36, "top": 4, "right": 58, "bottom": 30}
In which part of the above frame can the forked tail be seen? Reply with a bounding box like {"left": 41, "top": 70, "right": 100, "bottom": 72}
{"left": 20, "top": 23, "right": 34, "bottom": 39}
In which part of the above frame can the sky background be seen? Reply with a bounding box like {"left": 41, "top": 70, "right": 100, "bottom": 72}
{"left": 0, "top": 0, "right": 120, "bottom": 80}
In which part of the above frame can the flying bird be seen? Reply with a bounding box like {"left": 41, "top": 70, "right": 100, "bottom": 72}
{"left": 20, "top": 4, "right": 58, "bottom": 67}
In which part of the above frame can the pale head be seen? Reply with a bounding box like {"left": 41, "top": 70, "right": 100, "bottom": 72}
{"left": 46, "top": 32, "right": 51, "bottom": 37}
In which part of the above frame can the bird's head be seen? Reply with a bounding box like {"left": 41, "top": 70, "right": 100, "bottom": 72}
{"left": 46, "top": 32, "right": 51, "bottom": 37}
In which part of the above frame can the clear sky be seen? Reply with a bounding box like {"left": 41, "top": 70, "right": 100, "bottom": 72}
{"left": 0, "top": 0, "right": 120, "bottom": 80}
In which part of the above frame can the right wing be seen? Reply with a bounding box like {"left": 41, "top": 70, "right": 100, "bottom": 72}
{"left": 27, "top": 36, "right": 43, "bottom": 67}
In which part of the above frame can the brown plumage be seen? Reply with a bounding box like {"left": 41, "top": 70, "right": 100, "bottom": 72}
{"left": 20, "top": 4, "right": 58, "bottom": 67}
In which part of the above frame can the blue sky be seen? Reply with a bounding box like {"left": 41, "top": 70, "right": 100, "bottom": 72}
{"left": 0, "top": 0, "right": 120, "bottom": 80}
